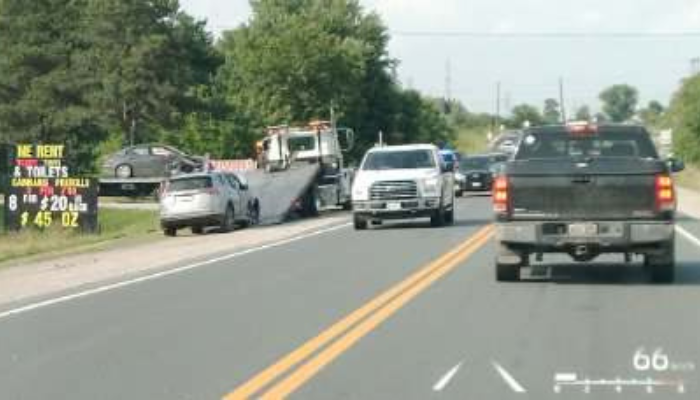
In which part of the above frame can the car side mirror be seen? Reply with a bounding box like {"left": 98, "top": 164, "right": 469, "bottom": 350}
{"left": 338, "top": 128, "right": 355, "bottom": 152}
{"left": 667, "top": 158, "right": 685, "bottom": 173}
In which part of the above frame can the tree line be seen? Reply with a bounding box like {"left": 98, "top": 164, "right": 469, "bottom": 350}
{"left": 0, "top": 0, "right": 453, "bottom": 172}
{"left": 2, "top": 0, "right": 698, "bottom": 171}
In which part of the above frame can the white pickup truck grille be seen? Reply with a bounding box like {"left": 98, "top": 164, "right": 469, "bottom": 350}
{"left": 370, "top": 180, "right": 418, "bottom": 200}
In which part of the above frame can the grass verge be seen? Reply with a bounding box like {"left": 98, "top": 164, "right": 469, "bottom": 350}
{"left": 676, "top": 163, "right": 700, "bottom": 192}
{"left": 0, "top": 208, "right": 161, "bottom": 265}
{"left": 456, "top": 127, "right": 490, "bottom": 154}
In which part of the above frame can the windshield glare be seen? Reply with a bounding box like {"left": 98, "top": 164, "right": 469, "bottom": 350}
{"left": 362, "top": 150, "right": 436, "bottom": 170}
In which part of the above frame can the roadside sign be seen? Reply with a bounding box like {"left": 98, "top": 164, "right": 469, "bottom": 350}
{"left": 3, "top": 144, "right": 98, "bottom": 233}
{"left": 0, "top": 144, "right": 9, "bottom": 194}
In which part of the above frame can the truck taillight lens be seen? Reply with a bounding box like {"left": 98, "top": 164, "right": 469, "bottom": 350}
{"left": 655, "top": 174, "right": 675, "bottom": 212}
{"left": 492, "top": 176, "right": 510, "bottom": 213}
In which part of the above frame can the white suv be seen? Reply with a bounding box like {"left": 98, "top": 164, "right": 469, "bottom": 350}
{"left": 159, "top": 172, "right": 260, "bottom": 236}
{"left": 351, "top": 144, "right": 455, "bottom": 230}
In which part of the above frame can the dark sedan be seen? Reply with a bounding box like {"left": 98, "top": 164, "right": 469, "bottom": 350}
{"left": 101, "top": 144, "right": 206, "bottom": 179}
{"left": 457, "top": 153, "right": 508, "bottom": 192}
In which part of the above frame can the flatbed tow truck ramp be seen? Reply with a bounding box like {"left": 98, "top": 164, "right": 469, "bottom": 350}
{"left": 243, "top": 163, "right": 321, "bottom": 224}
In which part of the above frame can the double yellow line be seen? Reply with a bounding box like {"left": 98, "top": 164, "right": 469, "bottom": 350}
{"left": 224, "top": 225, "right": 495, "bottom": 399}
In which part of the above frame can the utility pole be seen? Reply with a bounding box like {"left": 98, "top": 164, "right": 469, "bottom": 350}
{"left": 559, "top": 77, "right": 567, "bottom": 123}
{"left": 493, "top": 81, "right": 501, "bottom": 133}
{"left": 503, "top": 91, "right": 512, "bottom": 115}
{"left": 691, "top": 58, "right": 700, "bottom": 75}
{"left": 330, "top": 102, "right": 336, "bottom": 130}
{"left": 445, "top": 58, "right": 452, "bottom": 102}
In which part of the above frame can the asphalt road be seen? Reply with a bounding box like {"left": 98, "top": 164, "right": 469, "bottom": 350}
{"left": 0, "top": 195, "right": 699, "bottom": 399}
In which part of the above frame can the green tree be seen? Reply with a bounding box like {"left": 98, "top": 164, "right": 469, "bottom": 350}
{"left": 599, "top": 84, "right": 639, "bottom": 122}
{"left": 510, "top": 104, "right": 543, "bottom": 128}
{"left": 218, "top": 0, "right": 369, "bottom": 123}
{"left": 638, "top": 100, "right": 665, "bottom": 127}
{"left": 667, "top": 76, "right": 700, "bottom": 163}
{"left": 574, "top": 105, "right": 592, "bottom": 121}
{"left": 217, "top": 0, "right": 404, "bottom": 159}
{"left": 389, "top": 90, "right": 453, "bottom": 146}
{"left": 84, "top": 0, "right": 221, "bottom": 146}
{"left": 542, "top": 98, "right": 561, "bottom": 124}
{"left": 0, "top": 0, "right": 106, "bottom": 172}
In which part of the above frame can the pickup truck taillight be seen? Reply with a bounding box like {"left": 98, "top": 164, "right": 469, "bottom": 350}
{"left": 655, "top": 174, "right": 676, "bottom": 212}
{"left": 492, "top": 176, "right": 510, "bottom": 214}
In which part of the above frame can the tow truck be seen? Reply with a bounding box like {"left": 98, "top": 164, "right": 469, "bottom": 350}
{"left": 244, "top": 120, "right": 355, "bottom": 223}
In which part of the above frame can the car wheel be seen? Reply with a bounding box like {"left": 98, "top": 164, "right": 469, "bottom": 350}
{"left": 456, "top": 189, "right": 463, "bottom": 197}
{"left": 302, "top": 191, "right": 319, "bottom": 218}
{"left": 248, "top": 199, "right": 261, "bottom": 226}
{"left": 164, "top": 227, "right": 177, "bottom": 237}
{"left": 191, "top": 226, "right": 204, "bottom": 235}
{"left": 115, "top": 164, "right": 133, "bottom": 179}
{"left": 221, "top": 205, "right": 235, "bottom": 233}
{"left": 496, "top": 243, "right": 522, "bottom": 282}
{"left": 430, "top": 205, "right": 446, "bottom": 227}
{"left": 354, "top": 214, "right": 368, "bottom": 230}
{"left": 646, "top": 241, "right": 675, "bottom": 283}
{"left": 444, "top": 207, "right": 455, "bottom": 225}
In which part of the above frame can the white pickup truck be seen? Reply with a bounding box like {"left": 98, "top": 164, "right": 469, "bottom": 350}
{"left": 351, "top": 144, "right": 455, "bottom": 230}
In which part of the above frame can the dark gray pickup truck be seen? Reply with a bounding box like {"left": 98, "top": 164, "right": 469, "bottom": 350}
{"left": 493, "top": 123, "right": 685, "bottom": 282}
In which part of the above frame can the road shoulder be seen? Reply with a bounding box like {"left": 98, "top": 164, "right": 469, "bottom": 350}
{"left": 0, "top": 215, "right": 349, "bottom": 309}
{"left": 678, "top": 186, "right": 700, "bottom": 220}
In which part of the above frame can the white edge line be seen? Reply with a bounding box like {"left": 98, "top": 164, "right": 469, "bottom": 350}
{"left": 0, "top": 222, "right": 351, "bottom": 321}
{"left": 677, "top": 225, "right": 700, "bottom": 249}
{"left": 492, "top": 361, "right": 527, "bottom": 393}
{"left": 432, "top": 361, "right": 463, "bottom": 392}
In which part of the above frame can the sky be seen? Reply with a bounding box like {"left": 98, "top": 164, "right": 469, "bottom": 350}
{"left": 180, "top": 0, "right": 700, "bottom": 113}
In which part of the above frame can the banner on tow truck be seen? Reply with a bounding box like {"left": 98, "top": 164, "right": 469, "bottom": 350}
{"left": 4, "top": 144, "right": 98, "bottom": 233}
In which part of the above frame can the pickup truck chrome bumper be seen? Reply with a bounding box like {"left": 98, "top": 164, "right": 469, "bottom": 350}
{"left": 497, "top": 221, "right": 675, "bottom": 246}
{"left": 353, "top": 197, "right": 441, "bottom": 219}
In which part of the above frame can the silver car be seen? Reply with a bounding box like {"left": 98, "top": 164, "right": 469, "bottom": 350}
{"left": 102, "top": 144, "right": 206, "bottom": 179}
{"left": 159, "top": 172, "right": 260, "bottom": 236}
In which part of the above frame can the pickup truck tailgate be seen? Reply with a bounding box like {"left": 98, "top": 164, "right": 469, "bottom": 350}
{"left": 505, "top": 158, "right": 668, "bottom": 220}
{"left": 511, "top": 174, "right": 657, "bottom": 220}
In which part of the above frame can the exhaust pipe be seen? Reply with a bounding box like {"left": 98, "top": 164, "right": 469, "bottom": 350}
{"left": 570, "top": 244, "right": 599, "bottom": 262}
{"left": 575, "top": 245, "right": 589, "bottom": 257}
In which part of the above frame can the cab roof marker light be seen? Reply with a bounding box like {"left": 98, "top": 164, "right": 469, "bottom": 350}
{"left": 566, "top": 122, "right": 598, "bottom": 136}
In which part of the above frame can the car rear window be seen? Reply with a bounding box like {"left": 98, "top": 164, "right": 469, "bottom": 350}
{"left": 168, "top": 176, "right": 212, "bottom": 192}
{"left": 516, "top": 131, "right": 658, "bottom": 160}
{"left": 461, "top": 157, "right": 490, "bottom": 170}
{"left": 362, "top": 150, "right": 436, "bottom": 170}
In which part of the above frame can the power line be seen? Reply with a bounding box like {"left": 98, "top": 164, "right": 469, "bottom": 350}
{"left": 391, "top": 31, "right": 700, "bottom": 39}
